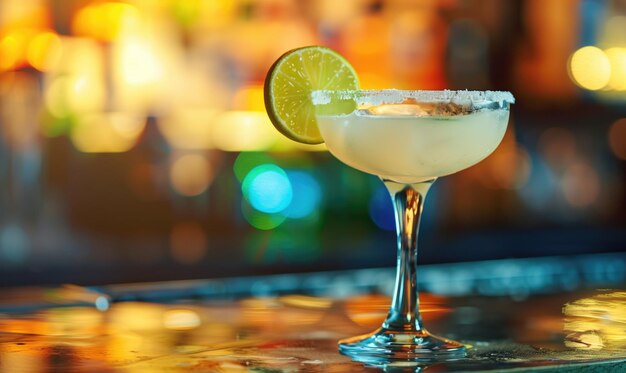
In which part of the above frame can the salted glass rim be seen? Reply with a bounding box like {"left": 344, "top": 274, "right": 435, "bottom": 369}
{"left": 311, "top": 89, "right": 515, "bottom": 106}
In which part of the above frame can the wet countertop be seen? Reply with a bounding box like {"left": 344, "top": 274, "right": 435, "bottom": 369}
{"left": 2, "top": 283, "right": 626, "bottom": 372}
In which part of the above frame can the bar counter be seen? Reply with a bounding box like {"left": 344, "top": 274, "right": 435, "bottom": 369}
{"left": 2, "top": 255, "right": 626, "bottom": 372}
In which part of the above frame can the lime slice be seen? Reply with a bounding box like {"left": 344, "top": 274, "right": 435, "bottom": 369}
{"left": 264, "top": 46, "right": 359, "bottom": 144}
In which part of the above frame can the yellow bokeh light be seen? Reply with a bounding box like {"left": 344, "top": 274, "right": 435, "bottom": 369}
{"left": 26, "top": 31, "right": 63, "bottom": 72}
{"left": 608, "top": 118, "right": 626, "bottom": 161}
{"left": 0, "top": 35, "right": 20, "bottom": 71}
{"left": 212, "top": 111, "right": 277, "bottom": 152}
{"left": 71, "top": 5, "right": 96, "bottom": 37}
{"left": 44, "top": 72, "right": 105, "bottom": 117}
{"left": 43, "top": 38, "right": 106, "bottom": 118}
{"left": 569, "top": 46, "right": 611, "bottom": 91}
{"left": 109, "top": 303, "right": 164, "bottom": 332}
{"left": 108, "top": 113, "right": 146, "bottom": 140}
{"left": 111, "top": 30, "right": 175, "bottom": 113}
{"left": 72, "top": 2, "right": 141, "bottom": 41}
{"left": 605, "top": 48, "right": 626, "bottom": 91}
{"left": 170, "top": 153, "right": 213, "bottom": 196}
{"left": 158, "top": 109, "right": 218, "bottom": 150}
{"left": 279, "top": 295, "right": 333, "bottom": 309}
{"left": 70, "top": 113, "right": 145, "bottom": 153}
{"left": 201, "top": 0, "right": 237, "bottom": 28}
{"left": 0, "top": 1, "right": 50, "bottom": 30}
{"left": 0, "top": 29, "right": 32, "bottom": 71}
{"left": 163, "top": 309, "right": 201, "bottom": 331}
{"left": 44, "top": 76, "right": 74, "bottom": 118}
{"left": 119, "top": 38, "right": 163, "bottom": 86}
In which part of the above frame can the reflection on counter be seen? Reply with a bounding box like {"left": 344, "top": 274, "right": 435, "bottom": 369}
{"left": 2, "top": 287, "right": 626, "bottom": 372}
{"left": 564, "top": 291, "right": 626, "bottom": 351}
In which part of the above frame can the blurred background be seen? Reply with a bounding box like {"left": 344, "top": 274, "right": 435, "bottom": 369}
{"left": 1, "top": 0, "right": 625, "bottom": 287}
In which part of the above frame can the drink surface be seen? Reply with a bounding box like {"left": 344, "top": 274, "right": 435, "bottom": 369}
{"left": 317, "top": 105, "right": 510, "bottom": 183}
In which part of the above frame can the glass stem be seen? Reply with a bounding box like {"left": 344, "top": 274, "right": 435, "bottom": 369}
{"left": 382, "top": 178, "right": 436, "bottom": 332}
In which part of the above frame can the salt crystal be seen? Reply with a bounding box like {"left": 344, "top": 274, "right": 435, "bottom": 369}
{"left": 311, "top": 89, "right": 515, "bottom": 107}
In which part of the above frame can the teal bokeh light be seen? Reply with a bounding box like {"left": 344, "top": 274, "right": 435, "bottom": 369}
{"left": 285, "top": 170, "right": 321, "bottom": 219}
{"left": 242, "top": 164, "right": 293, "bottom": 214}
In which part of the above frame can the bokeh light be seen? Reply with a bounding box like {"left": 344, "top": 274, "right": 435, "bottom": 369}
{"left": 158, "top": 109, "right": 219, "bottom": 150}
{"left": 109, "top": 302, "right": 164, "bottom": 332}
{"left": 0, "top": 28, "right": 61, "bottom": 72}
{"left": 118, "top": 37, "right": 164, "bottom": 87}
{"left": 241, "top": 201, "right": 286, "bottom": 230}
{"left": 608, "top": 118, "right": 626, "bottom": 160}
{"left": 233, "top": 152, "right": 275, "bottom": 183}
{"left": 284, "top": 171, "right": 322, "bottom": 219}
{"left": 169, "top": 153, "right": 213, "bottom": 196}
{"left": 72, "top": 2, "right": 142, "bottom": 41}
{"left": 44, "top": 76, "right": 73, "bottom": 118}
{"left": 569, "top": 46, "right": 611, "bottom": 91}
{"left": 369, "top": 185, "right": 395, "bottom": 231}
{"left": 163, "top": 309, "right": 201, "bottom": 330}
{"left": 111, "top": 28, "right": 179, "bottom": 113}
{"left": 70, "top": 113, "right": 145, "bottom": 153}
{"left": 242, "top": 164, "right": 292, "bottom": 214}
{"left": 26, "top": 31, "right": 62, "bottom": 71}
{"left": 212, "top": 111, "right": 276, "bottom": 152}
{"left": 43, "top": 38, "right": 105, "bottom": 118}
{"left": 170, "top": 0, "right": 202, "bottom": 27}
{"left": 0, "top": 28, "right": 30, "bottom": 71}
{"left": 605, "top": 48, "right": 626, "bottom": 91}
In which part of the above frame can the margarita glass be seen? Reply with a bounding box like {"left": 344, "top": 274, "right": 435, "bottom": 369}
{"left": 312, "top": 89, "right": 514, "bottom": 363}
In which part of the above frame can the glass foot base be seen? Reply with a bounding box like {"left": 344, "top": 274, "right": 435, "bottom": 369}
{"left": 339, "top": 327, "right": 466, "bottom": 364}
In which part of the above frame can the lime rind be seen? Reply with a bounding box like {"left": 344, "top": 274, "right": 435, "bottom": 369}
{"left": 264, "top": 46, "right": 359, "bottom": 144}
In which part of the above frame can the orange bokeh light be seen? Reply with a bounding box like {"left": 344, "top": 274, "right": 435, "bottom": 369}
{"left": 169, "top": 153, "right": 214, "bottom": 196}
